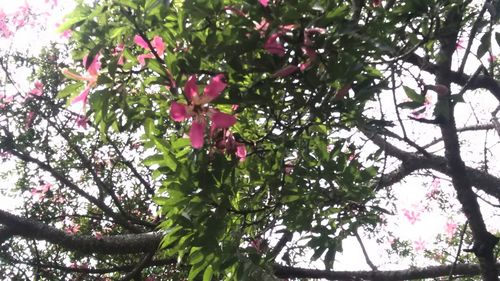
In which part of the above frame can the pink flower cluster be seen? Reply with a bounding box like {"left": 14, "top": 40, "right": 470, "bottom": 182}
{"left": 402, "top": 207, "right": 421, "bottom": 225}
{"left": 0, "top": 3, "right": 42, "bottom": 38}
{"left": 264, "top": 24, "right": 325, "bottom": 77}
{"left": 30, "top": 182, "right": 52, "bottom": 201}
{"left": 170, "top": 75, "right": 246, "bottom": 159}
{"left": 134, "top": 35, "right": 165, "bottom": 65}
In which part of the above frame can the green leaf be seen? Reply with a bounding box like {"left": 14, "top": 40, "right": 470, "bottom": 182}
{"left": 203, "top": 265, "right": 214, "bottom": 281}
{"left": 147, "top": 59, "right": 168, "bottom": 77}
{"left": 57, "top": 82, "right": 83, "bottom": 99}
{"left": 398, "top": 101, "right": 423, "bottom": 109}
{"left": 403, "top": 86, "right": 424, "bottom": 103}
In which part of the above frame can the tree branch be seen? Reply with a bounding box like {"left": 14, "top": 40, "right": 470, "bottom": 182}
{"left": 273, "top": 263, "right": 500, "bottom": 281}
{"left": 0, "top": 209, "right": 161, "bottom": 255}
{"left": 366, "top": 129, "right": 500, "bottom": 201}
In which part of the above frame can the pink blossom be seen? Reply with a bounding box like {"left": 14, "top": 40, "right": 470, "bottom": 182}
{"left": 455, "top": 38, "right": 465, "bottom": 50}
{"left": 62, "top": 53, "right": 101, "bottom": 107}
{"left": 169, "top": 75, "right": 235, "bottom": 148}
{"left": 189, "top": 120, "right": 205, "bottom": 149}
{"left": 402, "top": 208, "right": 421, "bottom": 225}
{"left": 76, "top": 115, "right": 88, "bottom": 129}
{"left": 0, "top": 93, "right": 14, "bottom": 109}
{"left": 254, "top": 18, "right": 270, "bottom": 35}
{"left": 413, "top": 238, "right": 426, "bottom": 252}
{"left": 29, "top": 81, "right": 44, "bottom": 96}
{"left": 0, "top": 9, "right": 13, "bottom": 38}
{"left": 113, "top": 43, "right": 125, "bottom": 65}
{"left": 488, "top": 54, "right": 497, "bottom": 63}
{"left": 94, "top": 231, "right": 103, "bottom": 240}
{"left": 264, "top": 33, "right": 285, "bottom": 56}
{"left": 236, "top": 144, "right": 247, "bottom": 161}
{"left": 387, "top": 236, "right": 395, "bottom": 245}
{"left": 30, "top": 183, "right": 52, "bottom": 201}
{"left": 64, "top": 223, "right": 80, "bottom": 234}
{"left": 211, "top": 111, "right": 237, "bottom": 129}
{"left": 25, "top": 111, "right": 36, "bottom": 129}
{"left": 445, "top": 220, "right": 458, "bottom": 239}
{"left": 134, "top": 35, "right": 165, "bottom": 65}
{"left": 204, "top": 74, "right": 227, "bottom": 100}
{"left": 299, "top": 46, "right": 318, "bottom": 71}
{"left": 213, "top": 130, "right": 246, "bottom": 161}
{"left": 258, "top": 0, "right": 269, "bottom": 7}
{"left": 169, "top": 101, "right": 188, "bottom": 121}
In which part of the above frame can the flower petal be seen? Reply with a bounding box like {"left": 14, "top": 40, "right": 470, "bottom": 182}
{"left": 83, "top": 54, "right": 101, "bottom": 77}
{"left": 264, "top": 33, "right": 285, "bottom": 56}
{"left": 189, "top": 121, "right": 205, "bottom": 149}
{"left": 71, "top": 86, "right": 91, "bottom": 105}
{"left": 152, "top": 35, "right": 165, "bottom": 56}
{"left": 258, "top": 0, "right": 269, "bottom": 7}
{"left": 170, "top": 102, "right": 188, "bottom": 122}
{"left": 134, "top": 34, "right": 149, "bottom": 49}
{"left": 204, "top": 74, "right": 227, "bottom": 100}
{"left": 211, "top": 111, "right": 236, "bottom": 128}
{"left": 236, "top": 144, "right": 247, "bottom": 160}
{"left": 184, "top": 75, "right": 198, "bottom": 102}
{"left": 272, "top": 64, "right": 299, "bottom": 77}
{"left": 137, "top": 53, "right": 154, "bottom": 66}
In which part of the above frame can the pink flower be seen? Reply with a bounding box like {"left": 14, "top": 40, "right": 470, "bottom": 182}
{"left": 170, "top": 75, "right": 236, "bottom": 148}
{"left": 214, "top": 130, "right": 247, "bottom": 160}
{"left": 0, "top": 93, "right": 14, "bottom": 109}
{"left": 445, "top": 220, "right": 458, "bottom": 239}
{"left": 413, "top": 238, "right": 426, "bottom": 252}
{"left": 236, "top": 144, "right": 247, "bottom": 161}
{"left": 455, "top": 38, "right": 465, "bottom": 50}
{"left": 264, "top": 33, "right": 285, "bottom": 56}
{"left": 76, "top": 115, "right": 88, "bottom": 129}
{"left": 189, "top": 120, "right": 205, "bottom": 149}
{"left": 62, "top": 53, "right": 101, "bottom": 107}
{"left": 94, "top": 231, "right": 103, "bottom": 240}
{"left": 29, "top": 81, "right": 44, "bottom": 96}
{"left": 488, "top": 54, "right": 497, "bottom": 63}
{"left": 30, "top": 183, "right": 52, "bottom": 201}
{"left": 258, "top": 0, "right": 269, "bottom": 7}
{"left": 254, "top": 18, "right": 270, "bottom": 35}
{"left": 402, "top": 208, "right": 421, "bottom": 225}
{"left": 25, "top": 111, "right": 36, "bottom": 129}
{"left": 64, "top": 223, "right": 80, "bottom": 234}
{"left": 113, "top": 43, "right": 125, "bottom": 65}
{"left": 0, "top": 9, "right": 13, "bottom": 38}
{"left": 134, "top": 35, "right": 165, "bottom": 65}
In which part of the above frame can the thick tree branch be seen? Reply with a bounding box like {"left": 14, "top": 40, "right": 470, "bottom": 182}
{"left": 0, "top": 209, "right": 162, "bottom": 255}
{"left": 366, "top": 130, "right": 500, "bottom": 201}
{"left": 273, "top": 263, "right": 500, "bottom": 281}
{"left": 404, "top": 53, "right": 500, "bottom": 102}
{"left": 1, "top": 209, "right": 496, "bottom": 281}
{"left": 433, "top": 4, "right": 496, "bottom": 279}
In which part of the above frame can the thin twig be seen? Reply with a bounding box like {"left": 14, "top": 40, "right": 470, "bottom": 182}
{"left": 355, "top": 230, "right": 377, "bottom": 270}
{"left": 448, "top": 221, "right": 469, "bottom": 280}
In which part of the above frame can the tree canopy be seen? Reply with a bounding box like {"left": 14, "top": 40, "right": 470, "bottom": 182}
{"left": 0, "top": 0, "right": 499, "bottom": 280}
